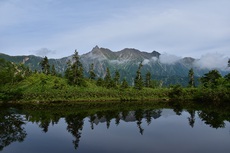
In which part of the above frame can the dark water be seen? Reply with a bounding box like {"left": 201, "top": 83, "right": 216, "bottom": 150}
{"left": 0, "top": 104, "right": 230, "bottom": 153}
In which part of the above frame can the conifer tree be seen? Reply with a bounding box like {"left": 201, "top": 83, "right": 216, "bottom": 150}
{"left": 40, "top": 56, "right": 50, "bottom": 75}
{"left": 188, "top": 68, "right": 195, "bottom": 87}
{"left": 121, "top": 78, "right": 129, "bottom": 89}
{"left": 89, "top": 63, "right": 96, "bottom": 80}
{"left": 72, "top": 50, "right": 84, "bottom": 85}
{"left": 65, "top": 50, "right": 85, "bottom": 86}
{"left": 134, "top": 62, "right": 143, "bottom": 90}
{"left": 96, "top": 77, "right": 104, "bottom": 86}
{"left": 114, "top": 70, "right": 120, "bottom": 86}
{"left": 51, "top": 64, "right": 57, "bottom": 76}
{"left": 145, "top": 71, "right": 151, "bottom": 87}
{"left": 200, "top": 70, "right": 222, "bottom": 87}
{"left": 65, "top": 60, "right": 73, "bottom": 84}
{"left": 104, "top": 67, "right": 112, "bottom": 88}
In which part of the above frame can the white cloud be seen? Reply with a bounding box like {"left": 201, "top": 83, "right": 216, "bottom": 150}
{"left": 33, "top": 48, "right": 56, "bottom": 57}
{"left": 194, "top": 53, "right": 229, "bottom": 71}
{"left": 152, "top": 57, "right": 158, "bottom": 61}
{"left": 159, "top": 53, "right": 181, "bottom": 64}
{"left": 142, "top": 59, "right": 150, "bottom": 65}
{"left": 110, "top": 59, "right": 129, "bottom": 64}
{"left": 142, "top": 57, "right": 158, "bottom": 65}
{"left": 0, "top": 0, "right": 230, "bottom": 59}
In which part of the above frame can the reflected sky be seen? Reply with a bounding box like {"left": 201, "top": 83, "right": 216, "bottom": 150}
{"left": 1, "top": 109, "right": 230, "bottom": 153}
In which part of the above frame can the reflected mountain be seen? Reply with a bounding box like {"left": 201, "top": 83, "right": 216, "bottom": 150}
{"left": 89, "top": 109, "right": 162, "bottom": 135}
{"left": 1, "top": 103, "right": 230, "bottom": 151}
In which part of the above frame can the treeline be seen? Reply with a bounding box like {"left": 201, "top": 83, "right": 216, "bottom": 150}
{"left": 0, "top": 50, "right": 230, "bottom": 104}
{"left": 38, "top": 50, "right": 161, "bottom": 89}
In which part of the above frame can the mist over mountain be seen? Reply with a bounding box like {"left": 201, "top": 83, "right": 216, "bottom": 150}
{"left": 0, "top": 46, "right": 229, "bottom": 86}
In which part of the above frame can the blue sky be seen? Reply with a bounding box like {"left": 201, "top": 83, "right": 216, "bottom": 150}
{"left": 0, "top": 0, "right": 230, "bottom": 59}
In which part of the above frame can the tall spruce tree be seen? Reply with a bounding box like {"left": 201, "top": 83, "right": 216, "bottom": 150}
{"left": 134, "top": 62, "right": 143, "bottom": 90}
{"left": 72, "top": 50, "right": 84, "bottom": 86}
{"left": 200, "top": 70, "right": 222, "bottom": 88}
{"left": 89, "top": 63, "right": 96, "bottom": 80}
{"left": 114, "top": 70, "right": 120, "bottom": 86}
{"left": 104, "top": 67, "right": 112, "bottom": 88}
{"left": 121, "top": 78, "right": 129, "bottom": 89}
{"left": 65, "top": 60, "right": 73, "bottom": 84}
{"left": 51, "top": 64, "right": 57, "bottom": 76}
{"left": 145, "top": 71, "right": 151, "bottom": 87}
{"left": 40, "top": 56, "right": 50, "bottom": 75}
{"left": 65, "top": 50, "right": 85, "bottom": 86}
{"left": 188, "top": 68, "right": 195, "bottom": 87}
{"left": 96, "top": 77, "right": 104, "bottom": 86}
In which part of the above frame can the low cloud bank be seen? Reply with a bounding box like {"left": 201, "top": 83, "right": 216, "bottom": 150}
{"left": 142, "top": 57, "right": 158, "bottom": 65}
{"left": 33, "top": 48, "right": 56, "bottom": 57}
{"left": 194, "top": 53, "right": 229, "bottom": 71}
{"left": 142, "top": 52, "right": 229, "bottom": 71}
{"left": 159, "top": 53, "right": 181, "bottom": 64}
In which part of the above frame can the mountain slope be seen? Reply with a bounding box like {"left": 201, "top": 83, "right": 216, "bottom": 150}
{"left": 1, "top": 46, "right": 229, "bottom": 86}
{"left": 79, "top": 46, "right": 199, "bottom": 86}
{"left": 0, "top": 53, "right": 69, "bottom": 74}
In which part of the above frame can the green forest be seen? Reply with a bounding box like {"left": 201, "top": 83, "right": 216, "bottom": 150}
{"left": 0, "top": 50, "right": 230, "bottom": 105}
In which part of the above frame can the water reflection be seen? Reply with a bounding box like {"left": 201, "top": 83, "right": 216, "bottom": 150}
{"left": 0, "top": 103, "right": 230, "bottom": 152}
{"left": 66, "top": 113, "right": 85, "bottom": 149}
{"left": 187, "top": 110, "right": 195, "bottom": 128}
{"left": 198, "top": 111, "right": 226, "bottom": 128}
{"left": 0, "top": 108, "right": 27, "bottom": 151}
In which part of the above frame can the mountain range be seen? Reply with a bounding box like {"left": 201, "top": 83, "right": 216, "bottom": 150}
{"left": 0, "top": 46, "right": 229, "bottom": 86}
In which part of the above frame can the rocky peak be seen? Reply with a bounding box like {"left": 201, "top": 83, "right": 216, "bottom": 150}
{"left": 91, "top": 45, "right": 101, "bottom": 54}
{"left": 182, "top": 57, "right": 195, "bottom": 63}
{"left": 87, "top": 47, "right": 162, "bottom": 61}
{"left": 151, "top": 51, "right": 161, "bottom": 58}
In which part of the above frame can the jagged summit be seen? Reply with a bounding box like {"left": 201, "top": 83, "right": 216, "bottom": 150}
{"left": 86, "top": 46, "right": 161, "bottom": 61}
{"left": 151, "top": 51, "right": 161, "bottom": 58}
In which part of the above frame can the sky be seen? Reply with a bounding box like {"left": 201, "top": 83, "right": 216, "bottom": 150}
{"left": 0, "top": 0, "right": 230, "bottom": 59}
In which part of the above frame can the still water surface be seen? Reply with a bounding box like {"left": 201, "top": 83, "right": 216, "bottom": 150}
{"left": 0, "top": 105, "right": 230, "bottom": 153}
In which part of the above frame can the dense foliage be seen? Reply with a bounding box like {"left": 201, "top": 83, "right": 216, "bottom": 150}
{"left": 0, "top": 52, "right": 229, "bottom": 105}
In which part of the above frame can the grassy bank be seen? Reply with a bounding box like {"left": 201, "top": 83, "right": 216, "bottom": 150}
{"left": 0, "top": 73, "right": 229, "bottom": 105}
{"left": 1, "top": 73, "right": 172, "bottom": 103}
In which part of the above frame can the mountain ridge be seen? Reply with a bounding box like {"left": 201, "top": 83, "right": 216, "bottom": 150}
{"left": 0, "top": 46, "right": 229, "bottom": 86}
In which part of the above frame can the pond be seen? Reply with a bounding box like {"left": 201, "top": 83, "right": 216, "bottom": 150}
{"left": 0, "top": 102, "right": 230, "bottom": 153}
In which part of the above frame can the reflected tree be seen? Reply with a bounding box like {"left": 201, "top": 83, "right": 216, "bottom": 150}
{"left": 104, "top": 110, "right": 119, "bottom": 129}
{"left": 32, "top": 114, "right": 52, "bottom": 133}
{"left": 39, "top": 120, "right": 50, "bottom": 133}
{"left": 89, "top": 115, "right": 96, "bottom": 130}
{"left": 145, "top": 110, "right": 152, "bottom": 125}
{"left": 198, "top": 111, "right": 225, "bottom": 128}
{"left": 187, "top": 110, "right": 196, "bottom": 128}
{"left": 66, "top": 113, "right": 85, "bottom": 150}
{"left": 135, "top": 109, "right": 144, "bottom": 135}
{"left": 121, "top": 110, "right": 129, "bottom": 120}
{"left": 172, "top": 103, "right": 183, "bottom": 115}
{"left": 115, "top": 113, "right": 121, "bottom": 126}
{"left": 0, "top": 110, "right": 27, "bottom": 151}
{"left": 96, "top": 111, "right": 104, "bottom": 120}
{"left": 25, "top": 112, "right": 60, "bottom": 133}
{"left": 51, "top": 114, "right": 60, "bottom": 126}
